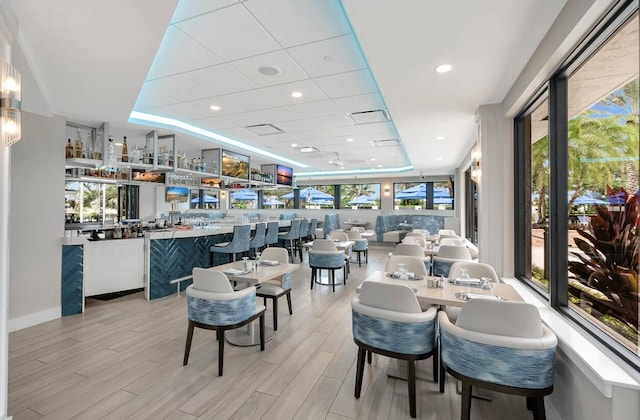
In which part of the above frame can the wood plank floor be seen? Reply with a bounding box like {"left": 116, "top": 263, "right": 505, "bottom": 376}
{"left": 8, "top": 244, "right": 536, "bottom": 419}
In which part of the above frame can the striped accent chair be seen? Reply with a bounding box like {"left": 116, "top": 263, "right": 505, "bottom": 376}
{"left": 439, "top": 299, "right": 557, "bottom": 420}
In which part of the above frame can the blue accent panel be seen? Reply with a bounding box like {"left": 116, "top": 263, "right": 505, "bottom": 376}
{"left": 433, "top": 259, "right": 454, "bottom": 277}
{"left": 440, "top": 328, "right": 556, "bottom": 389}
{"left": 323, "top": 214, "right": 340, "bottom": 237}
{"left": 188, "top": 291, "right": 256, "bottom": 325}
{"left": 61, "top": 245, "right": 83, "bottom": 316}
{"left": 279, "top": 212, "right": 296, "bottom": 220}
{"left": 352, "top": 310, "right": 435, "bottom": 355}
{"left": 282, "top": 272, "right": 293, "bottom": 291}
{"left": 150, "top": 234, "right": 226, "bottom": 300}
{"left": 375, "top": 215, "right": 446, "bottom": 241}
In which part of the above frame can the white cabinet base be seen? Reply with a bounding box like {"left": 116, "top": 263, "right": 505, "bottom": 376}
{"left": 84, "top": 238, "right": 144, "bottom": 296}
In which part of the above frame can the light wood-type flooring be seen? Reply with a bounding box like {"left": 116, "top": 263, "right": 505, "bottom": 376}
{"left": 8, "top": 244, "right": 537, "bottom": 419}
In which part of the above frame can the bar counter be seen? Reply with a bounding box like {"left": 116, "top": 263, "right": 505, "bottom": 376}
{"left": 61, "top": 220, "right": 292, "bottom": 315}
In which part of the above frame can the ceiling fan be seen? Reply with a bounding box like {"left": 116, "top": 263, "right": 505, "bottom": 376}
{"left": 327, "top": 152, "right": 365, "bottom": 168}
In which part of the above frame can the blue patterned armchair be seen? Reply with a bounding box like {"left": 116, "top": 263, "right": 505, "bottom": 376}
{"left": 183, "top": 268, "right": 266, "bottom": 376}
{"left": 309, "top": 243, "right": 346, "bottom": 292}
{"left": 439, "top": 299, "right": 557, "bottom": 420}
{"left": 352, "top": 281, "right": 438, "bottom": 418}
{"left": 346, "top": 230, "right": 368, "bottom": 267}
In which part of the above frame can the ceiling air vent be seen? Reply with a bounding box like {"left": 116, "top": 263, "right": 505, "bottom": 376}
{"left": 348, "top": 109, "right": 390, "bottom": 124}
{"left": 370, "top": 139, "right": 401, "bottom": 148}
{"left": 244, "top": 123, "right": 284, "bottom": 135}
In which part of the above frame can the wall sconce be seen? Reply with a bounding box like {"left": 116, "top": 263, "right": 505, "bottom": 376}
{"left": 1, "top": 62, "right": 22, "bottom": 147}
{"left": 384, "top": 185, "right": 391, "bottom": 196}
{"left": 470, "top": 149, "right": 481, "bottom": 182}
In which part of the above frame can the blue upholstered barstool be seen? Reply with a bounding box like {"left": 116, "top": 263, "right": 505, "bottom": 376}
{"left": 296, "top": 219, "right": 308, "bottom": 261}
{"left": 249, "top": 222, "right": 266, "bottom": 256}
{"left": 278, "top": 219, "right": 301, "bottom": 263}
{"left": 307, "top": 218, "right": 318, "bottom": 241}
{"left": 264, "top": 221, "right": 279, "bottom": 247}
{"left": 210, "top": 224, "right": 251, "bottom": 266}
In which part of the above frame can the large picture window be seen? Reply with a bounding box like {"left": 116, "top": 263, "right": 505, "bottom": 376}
{"left": 340, "top": 183, "right": 380, "bottom": 209}
{"left": 515, "top": 6, "right": 639, "bottom": 365}
{"left": 393, "top": 181, "right": 454, "bottom": 210}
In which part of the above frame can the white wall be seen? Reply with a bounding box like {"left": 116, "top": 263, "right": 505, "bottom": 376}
{"left": 8, "top": 112, "right": 65, "bottom": 330}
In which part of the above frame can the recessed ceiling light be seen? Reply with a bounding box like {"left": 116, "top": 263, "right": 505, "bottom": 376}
{"left": 436, "top": 136, "right": 445, "bottom": 140}
{"left": 370, "top": 158, "right": 376, "bottom": 161}
{"left": 346, "top": 138, "right": 354, "bottom": 142}
{"left": 328, "top": 160, "right": 333, "bottom": 164}
{"left": 210, "top": 105, "right": 221, "bottom": 111}
{"left": 435, "top": 64, "right": 452, "bottom": 73}
{"left": 436, "top": 157, "right": 443, "bottom": 161}
{"left": 258, "top": 65, "right": 282, "bottom": 76}
{"left": 291, "top": 91, "right": 303, "bottom": 98}
{"left": 298, "top": 146, "right": 318, "bottom": 153}
{"left": 377, "top": 164, "right": 383, "bottom": 167}
{"left": 291, "top": 143, "right": 298, "bottom": 148}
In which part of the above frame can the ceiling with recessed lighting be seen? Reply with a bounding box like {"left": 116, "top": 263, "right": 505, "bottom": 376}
{"left": 9, "top": 0, "right": 567, "bottom": 178}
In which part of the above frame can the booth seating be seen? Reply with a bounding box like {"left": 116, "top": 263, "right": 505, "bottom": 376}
{"left": 323, "top": 213, "right": 341, "bottom": 238}
{"left": 375, "top": 215, "right": 446, "bottom": 242}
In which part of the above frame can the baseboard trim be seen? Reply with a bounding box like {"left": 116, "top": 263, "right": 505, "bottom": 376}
{"left": 8, "top": 307, "right": 60, "bottom": 332}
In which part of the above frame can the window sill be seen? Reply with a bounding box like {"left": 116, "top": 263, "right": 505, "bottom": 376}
{"left": 502, "top": 277, "right": 640, "bottom": 398}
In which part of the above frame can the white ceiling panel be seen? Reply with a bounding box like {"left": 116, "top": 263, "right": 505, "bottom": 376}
{"left": 135, "top": 75, "right": 214, "bottom": 109}
{"left": 170, "top": 0, "right": 238, "bottom": 23}
{"left": 288, "top": 100, "right": 341, "bottom": 119}
{"left": 147, "top": 96, "right": 243, "bottom": 121}
{"left": 274, "top": 119, "right": 315, "bottom": 133}
{"left": 355, "top": 121, "right": 397, "bottom": 136}
{"left": 307, "top": 114, "right": 352, "bottom": 130}
{"left": 244, "top": 0, "right": 351, "bottom": 48}
{"left": 181, "top": 63, "right": 257, "bottom": 95}
{"left": 145, "top": 26, "right": 224, "bottom": 80}
{"left": 320, "top": 126, "right": 360, "bottom": 138}
{"left": 230, "top": 50, "right": 309, "bottom": 87}
{"left": 196, "top": 112, "right": 260, "bottom": 130}
{"left": 331, "top": 93, "right": 385, "bottom": 114}
{"left": 176, "top": 3, "right": 280, "bottom": 61}
{"left": 263, "top": 79, "right": 328, "bottom": 105}
{"left": 287, "top": 34, "right": 367, "bottom": 78}
{"left": 220, "top": 89, "right": 283, "bottom": 111}
{"left": 250, "top": 106, "right": 301, "bottom": 124}
{"left": 315, "top": 69, "right": 377, "bottom": 98}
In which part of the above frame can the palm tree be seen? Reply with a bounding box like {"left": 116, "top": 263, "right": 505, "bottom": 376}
{"left": 531, "top": 136, "right": 549, "bottom": 222}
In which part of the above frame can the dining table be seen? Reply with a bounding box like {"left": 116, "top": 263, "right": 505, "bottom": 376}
{"left": 423, "top": 244, "right": 479, "bottom": 259}
{"left": 213, "top": 260, "right": 300, "bottom": 346}
{"left": 358, "top": 271, "right": 523, "bottom": 382}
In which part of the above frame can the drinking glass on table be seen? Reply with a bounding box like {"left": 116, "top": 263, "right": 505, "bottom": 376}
{"left": 397, "top": 263, "right": 408, "bottom": 280}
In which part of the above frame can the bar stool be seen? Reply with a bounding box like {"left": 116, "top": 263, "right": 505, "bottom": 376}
{"left": 278, "top": 219, "right": 301, "bottom": 263}
{"left": 264, "top": 221, "right": 280, "bottom": 247}
{"left": 296, "top": 219, "right": 308, "bottom": 261}
{"left": 307, "top": 218, "right": 318, "bottom": 241}
{"left": 210, "top": 224, "right": 251, "bottom": 266}
{"left": 249, "top": 222, "right": 266, "bottom": 257}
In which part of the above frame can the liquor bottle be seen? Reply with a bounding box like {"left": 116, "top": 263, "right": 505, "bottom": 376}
{"left": 65, "top": 138, "right": 73, "bottom": 159}
{"left": 74, "top": 129, "right": 83, "bottom": 158}
{"left": 108, "top": 136, "right": 116, "bottom": 164}
{"left": 121, "top": 136, "right": 128, "bottom": 162}
{"left": 85, "top": 131, "right": 93, "bottom": 160}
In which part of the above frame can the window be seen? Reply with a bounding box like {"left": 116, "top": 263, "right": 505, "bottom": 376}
{"left": 65, "top": 181, "right": 118, "bottom": 224}
{"left": 515, "top": 5, "right": 639, "bottom": 366}
{"left": 298, "top": 185, "right": 335, "bottom": 209}
{"left": 393, "top": 181, "right": 454, "bottom": 210}
{"left": 340, "top": 183, "right": 380, "bottom": 209}
{"left": 262, "top": 188, "right": 294, "bottom": 209}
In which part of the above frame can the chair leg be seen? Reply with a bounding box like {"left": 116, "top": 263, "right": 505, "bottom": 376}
{"left": 272, "top": 297, "right": 278, "bottom": 331}
{"left": 218, "top": 327, "right": 225, "bottom": 376}
{"left": 357, "top": 251, "right": 362, "bottom": 268}
{"left": 365, "top": 249, "right": 368, "bottom": 263}
{"left": 354, "top": 347, "right": 366, "bottom": 398}
{"left": 367, "top": 350, "right": 372, "bottom": 364}
{"left": 408, "top": 359, "right": 417, "bottom": 418}
{"left": 183, "top": 320, "right": 195, "bottom": 366}
{"left": 461, "top": 381, "right": 472, "bottom": 420}
{"left": 528, "top": 396, "right": 546, "bottom": 420}
{"left": 331, "top": 269, "right": 335, "bottom": 293}
{"left": 310, "top": 268, "right": 315, "bottom": 290}
{"left": 433, "top": 351, "right": 438, "bottom": 383}
{"left": 259, "top": 312, "right": 265, "bottom": 351}
{"left": 286, "top": 291, "right": 292, "bottom": 315}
